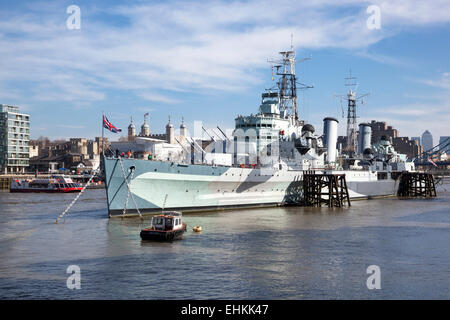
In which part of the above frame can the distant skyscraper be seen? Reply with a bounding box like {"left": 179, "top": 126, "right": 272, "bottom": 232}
{"left": 421, "top": 130, "right": 433, "bottom": 153}
{"left": 411, "top": 136, "right": 421, "bottom": 146}
{"left": 439, "top": 136, "right": 450, "bottom": 153}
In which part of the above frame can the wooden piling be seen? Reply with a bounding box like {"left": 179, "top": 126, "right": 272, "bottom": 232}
{"left": 397, "top": 172, "right": 436, "bottom": 198}
{"left": 303, "top": 172, "right": 351, "bottom": 207}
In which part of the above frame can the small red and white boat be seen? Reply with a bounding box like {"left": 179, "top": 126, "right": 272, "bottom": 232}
{"left": 140, "top": 211, "right": 187, "bottom": 241}
{"left": 10, "top": 175, "right": 83, "bottom": 193}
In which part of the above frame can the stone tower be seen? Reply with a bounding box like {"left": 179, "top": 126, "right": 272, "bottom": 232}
{"left": 141, "top": 114, "right": 150, "bottom": 136}
{"left": 128, "top": 116, "right": 136, "bottom": 141}
{"left": 166, "top": 116, "right": 175, "bottom": 144}
{"left": 180, "top": 117, "right": 187, "bottom": 137}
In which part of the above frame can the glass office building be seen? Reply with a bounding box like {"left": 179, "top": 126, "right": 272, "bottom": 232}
{"left": 421, "top": 130, "right": 433, "bottom": 153}
{"left": 0, "top": 104, "right": 30, "bottom": 173}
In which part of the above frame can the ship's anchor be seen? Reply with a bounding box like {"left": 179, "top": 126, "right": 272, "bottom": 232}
{"left": 118, "top": 158, "right": 143, "bottom": 219}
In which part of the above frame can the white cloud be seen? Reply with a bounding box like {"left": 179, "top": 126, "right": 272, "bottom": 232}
{"left": 366, "top": 99, "right": 450, "bottom": 139}
{"left": 57, "top": 124, "right": 85, "bottom": 129}
{"left": 418, "top": 72, "right": 450, "bottom": 90}
{"left": 353, "top": 50, "right": 412, "bottom": 67}
{"left": 0, "top": 0, "right": 384, "bottom": 107}
{"left": 138, "top": 92, "right": 180, "bottom": 104}
{"left": 376, "top": 0, "right": 450, "bottom": 25}
{"left": 0, "top": 0, "right": 449, "bottom": 122}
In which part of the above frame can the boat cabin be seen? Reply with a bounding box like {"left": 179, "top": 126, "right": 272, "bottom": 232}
{"left": 151, "top": 212, "right": 184, "bottom": 231}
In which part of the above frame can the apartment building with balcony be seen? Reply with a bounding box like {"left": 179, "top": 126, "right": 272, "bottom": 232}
{"left": 0, "top": 104, "right": 30, "bottom": 173}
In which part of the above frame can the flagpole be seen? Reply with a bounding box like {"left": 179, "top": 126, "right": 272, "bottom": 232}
{"left": 102, "top": 110, "right": 105, "bottom": 157}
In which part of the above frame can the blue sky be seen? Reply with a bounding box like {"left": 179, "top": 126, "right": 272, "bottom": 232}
{"left": 0, "top": 0, "right": 449, "bottom": 142}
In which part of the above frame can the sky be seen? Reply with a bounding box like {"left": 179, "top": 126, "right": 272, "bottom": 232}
{"left": 0, "top": 0, "right": 449, "bottom": 143}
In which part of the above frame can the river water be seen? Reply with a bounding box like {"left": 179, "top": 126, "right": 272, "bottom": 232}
{"left": 0, "top": 182, "right": 449, "bottom": 299}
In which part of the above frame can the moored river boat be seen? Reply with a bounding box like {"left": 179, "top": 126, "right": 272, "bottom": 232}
{"left": 140, "top": 211, "right": 187, "bottom": 241}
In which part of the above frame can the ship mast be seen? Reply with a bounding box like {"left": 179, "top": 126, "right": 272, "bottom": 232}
{"left": 267, "top": 44, "right": 312, "bottom": 122}
{"left": 343, "top": 70, "right": 370, "bottom": 156}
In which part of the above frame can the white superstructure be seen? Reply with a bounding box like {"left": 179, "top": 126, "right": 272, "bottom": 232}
{"left": 103, "top": 48, "right": 415, "bottom": 216}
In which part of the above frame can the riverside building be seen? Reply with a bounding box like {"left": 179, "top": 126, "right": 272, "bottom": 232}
{"left": 0, "top": 104, "right": 30, "bottom": 173}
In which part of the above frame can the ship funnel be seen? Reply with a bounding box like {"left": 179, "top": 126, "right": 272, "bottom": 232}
{"left": 358, "top": 123, "right": 372, "bottom": 154}
{"left": 323, "top": 117, "right": 339, "bottom": 163}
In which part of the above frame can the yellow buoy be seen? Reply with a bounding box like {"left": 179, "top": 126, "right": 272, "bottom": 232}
{"left": 193, "top": 226, "right": 202, "bottom": 233}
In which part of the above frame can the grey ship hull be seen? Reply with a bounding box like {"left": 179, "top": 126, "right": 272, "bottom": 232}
{"left": 104, "top": 157, "right": 399, "bottom": 217}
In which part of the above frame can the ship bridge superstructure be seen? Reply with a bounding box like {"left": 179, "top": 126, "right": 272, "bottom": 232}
{"left": 233, "top": 49, "right": 320, "bottom": 168}
{"left": 233, "top": 48, "right": 313, "bottom": 151}
{"left": 236, "top": 92, "right": 291, "bottom": 150}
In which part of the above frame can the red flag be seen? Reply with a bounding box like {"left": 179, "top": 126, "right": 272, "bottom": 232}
{"left": 103, "top": 115, "right": 122, "bottom": 133}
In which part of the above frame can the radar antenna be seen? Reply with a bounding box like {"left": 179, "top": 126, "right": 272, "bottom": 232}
{"left": 267, "top": 48, "right": 313, "bottom": 122}
{"left": 335, "top": 70, "right": 370, "bottom": 156}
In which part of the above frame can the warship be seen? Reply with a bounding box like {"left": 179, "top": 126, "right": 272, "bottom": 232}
{"left": 103, "top": 48, "right": 415, "bottom": 217}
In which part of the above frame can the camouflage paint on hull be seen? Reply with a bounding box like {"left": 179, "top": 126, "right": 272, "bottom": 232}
{"left": 104, "top": 157, "right": 399, "bottom": 217}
